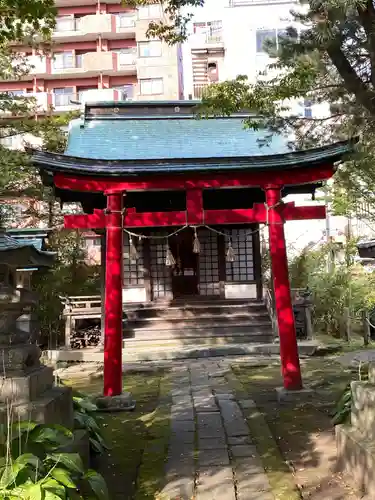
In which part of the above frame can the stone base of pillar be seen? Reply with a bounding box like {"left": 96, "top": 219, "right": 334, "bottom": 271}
{"left": 95, "top": 392, "right": 136, "bottom": 412}
{"left": 276, "top": 386, "right": 315, "bottom": 403}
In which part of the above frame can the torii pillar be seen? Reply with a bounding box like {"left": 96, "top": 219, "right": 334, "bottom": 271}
{"left": 103, "top": 191, "right": 124, "bottom": 397}
{"left": 266, "top": 186, "right": 303, "bottom": 390}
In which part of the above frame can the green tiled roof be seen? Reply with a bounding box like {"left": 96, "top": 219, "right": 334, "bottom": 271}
{"left": 32, "top": 101, "right": 354, "bottom": 177}
{"left": 66, "top": 116, "right": 289, "bottom": 161}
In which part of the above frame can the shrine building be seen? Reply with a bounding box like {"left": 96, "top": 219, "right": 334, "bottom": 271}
{"left": 32, "top": 100, "right": 352, "bottom": 398}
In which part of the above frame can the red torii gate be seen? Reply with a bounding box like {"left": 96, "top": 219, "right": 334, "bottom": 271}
{"left": 56, "top": 164, "right": 332, "bottom": 397}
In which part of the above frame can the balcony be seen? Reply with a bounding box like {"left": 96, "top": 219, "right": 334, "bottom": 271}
{"left": 52, "top": 92, "right": 80, "bottom": 111}
{"left": 190, "top": 31, "right": 224, "bottom": 49}
{"left": 52, "top": 13, "right": 136, "bottom": 41}
{"left": 27, "top": 55, "right": 47, "bottom": 76}
{"left": 193, "top": 83, "right": 211, "bottom": 99}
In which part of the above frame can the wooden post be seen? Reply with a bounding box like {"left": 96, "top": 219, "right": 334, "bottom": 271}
{"left": 65, "top": 315, "right": 72, "bottom": 349}
{"left": 265, "top": 186, "right": 303, "bottom": 391}
{"left": 363, "top": 309, "right": 370, "bottom": 347}
{"left": 341, "top": 307, "right": 351, "bottom": 342}
{"left": 103, "top": 192, "right": 124, "bottom": 397}
{"left": 252, "top": 223, "right": 263, "bottom": 301}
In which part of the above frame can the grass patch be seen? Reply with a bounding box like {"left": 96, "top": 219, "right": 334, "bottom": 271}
{"left": 232, "top": 357, "right": 361, "bottom": 498}
{"left": 63, "top": 370, "right": 170, "bottom": 500}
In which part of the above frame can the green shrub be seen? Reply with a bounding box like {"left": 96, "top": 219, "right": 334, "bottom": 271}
{"left": 288, "top": 241, "right": 375, "bottom": 336}
{"left": 73, "top": 395, "right": 109, "bottom": 455}
{"left": 0, "top": 421, "right": 108, "bottom": 499}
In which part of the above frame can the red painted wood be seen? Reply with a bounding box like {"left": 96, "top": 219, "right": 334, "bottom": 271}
{"left": 186, "top": 189, "right": 203, "bottom": 225}
{"left": 64, "top": 209, "right": 105, "bottom": 229}
{"left": 54, "top": 164, "right": 334, "bottom": 193}
{"left": 103, "top": 193, "right": 123, "bottom": 397}
{"left": 266, "top": 187, "right": 303, "bottom": 391}
{"left": 63, "top": 203, "right": 327, "bottom": 229}
{"left": 124, "top": 211, "right": 187, "bottom": 227}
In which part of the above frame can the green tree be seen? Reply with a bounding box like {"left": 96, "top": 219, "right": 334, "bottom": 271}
{"left": 133, "top": 0, "right": 375, "bottom": 217}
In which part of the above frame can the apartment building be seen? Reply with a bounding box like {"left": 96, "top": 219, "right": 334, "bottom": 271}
{"left": 182, "top": 0, "right": 329, "bottom": 119}
{"left": 0, "top": 1, "right": 183, "bottom": 113}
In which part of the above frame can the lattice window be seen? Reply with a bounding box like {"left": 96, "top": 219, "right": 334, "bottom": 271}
{"left": 123, "top": 233, "right": 145, "bottom": 286}
{"left": 149, "top": 232, "right": 172, "bottom": 299}
{"left": 198, "top": 229, "right": 220, "bottom": 296}
{"left": 224, "top": 228, "right": 254, "bottom": 281}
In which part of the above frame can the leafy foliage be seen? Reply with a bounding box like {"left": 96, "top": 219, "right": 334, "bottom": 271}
{"left": 136, "top": 0, "right": 375, "bottom": 218}
{"left": 332, "top": 363, "right": 369, "bottom": 425}
{"left": 32, "top": 230, "right": 100, "bottom": 347}
{"left": 73, "top": 395, "right": 109, "bottom": 456}
{"left": 0, "top": 421, "right": 109, "bottom": 499}
{"left": 289, "top": 240, "right": 375, "bottom": 335}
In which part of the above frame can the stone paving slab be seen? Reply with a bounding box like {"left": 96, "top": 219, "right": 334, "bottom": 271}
{"left": 230, "top": 444, "right": 258, "bottom": 458}
{"left": 196, "top": 467, "right": 236, "bottom": 500}
{"left": 224, "top": 418, "right": 250, "bottom": 437}
{"left": 227, "top": 435, "right": 253, "bottom": 446}
{"left": 199, "top": 436, "right": 227, "bottom": 450}
{"left": 161, "top": 477, "right": 195, "bottom": 500}
{"left": 163, "top": 361, "right": 275, "bottom": 500}
{"left": 171, "top": 419, "right": 195, "bottom": 434}
{"left": 170, "top": 407, "right": 194, "bottom": 421}
{"left": 198, "top": 448, "right": 230, "bottom": 466}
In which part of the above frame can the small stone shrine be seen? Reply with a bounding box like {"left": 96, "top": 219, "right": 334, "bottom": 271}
{"left": 0, "top": 231, "right": 73, "bottom": 427}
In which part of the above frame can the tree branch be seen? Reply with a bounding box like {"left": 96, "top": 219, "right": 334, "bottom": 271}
{"left": 356, "top": 0, "right": 375, "bottom": 87}
{"left": 326, "top": 43, "right": 375, "bottom": 114}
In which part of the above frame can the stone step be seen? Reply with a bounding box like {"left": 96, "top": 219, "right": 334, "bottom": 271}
{"left": 123, "top": 332, "right": 273, "bottom": 347}
{"left": 350, "top": 381, "right": 375, "bottom": 437}
{"left": 126, "top": 309, "right": 270, "bottom": 322}
{"left": 125, "top": 301, "right": 267, "bottom": 320}
{"left": 125, "top": 318, "right": 272, "bottom": 333}
{"left": 336, "top": 423, "right": 375, "bottom": 496}
{"left": 44, "top": 341, "right": 318, "bottom": 364}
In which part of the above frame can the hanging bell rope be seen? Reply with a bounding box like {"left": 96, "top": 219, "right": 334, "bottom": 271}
{"left": 165, "top": 243, "right": 176, "bottom": 267}
{"left": 129, "top": 236, "right": 139, "bottom": 261}
{"left": 192, "top": 227, "right": 201, "bottom": 254}
{"left": 226, "top": 239, "right": 235, "bottom": 263}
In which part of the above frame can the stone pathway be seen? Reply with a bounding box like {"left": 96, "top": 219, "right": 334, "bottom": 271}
{"left": 162, "top": 359, "right": 274, "bottom": 500}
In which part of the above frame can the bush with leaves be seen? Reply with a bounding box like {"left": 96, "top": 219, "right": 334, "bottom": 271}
{"left": 288, "top": 241, "right": 375, "bottom": 336}
{"left": 73, "top": 395, "right": 109, "bottom": 456}
{"left": 32, "top": 230, "right": 100, "bottom": 348}
{"left": 0, "top": 421, "right": 108, "bottom": 499}
{"left": 332, "top": 363, "right": 369, "bottom": 426}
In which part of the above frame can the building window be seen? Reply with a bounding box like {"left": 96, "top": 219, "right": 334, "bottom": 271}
{"left": 55, "top": 15, "right": 77, "bottom": 32}
{"left": 53, "top": 87, "right": 75, "bottom": 107}
{"left": 256, "top": 29, "right": 276, "bottom": 53}
{"left": 115, "top": 13, "right": 136, "bottom": 28}
{"left": 138, "top": 4, "right": 161, "bottom": 19}
{"left": 52, "top": 51, "right": 75, "bottom": 70}
{"left": 113, "top": 48, "right": 136, "bottom": 67}
{"left": 140, "top": 78, "right": 163, "bottom": 95}
{"left": 138, "top": 40, "right": 162, "bottom": 57}
{"left": 193, "top": 20, "right": 223, "bottom": 42}
{"left": 304, "top": 99, "right": 313, "bottom": 118}
{"left": 112, "top": 85, "right": 134, "bottom": 100}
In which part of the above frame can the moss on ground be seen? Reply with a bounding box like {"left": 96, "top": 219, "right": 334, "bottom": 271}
{"left": 231, "top": 357, "right": 361, "bottom": 499}
{"left": 227, "top": 370, "right": 300, "bottom": 500}
{"left": 65, "top": 370, "right": 171, "bottom": 500}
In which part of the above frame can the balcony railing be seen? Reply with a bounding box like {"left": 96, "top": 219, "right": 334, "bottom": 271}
{"left": 116, "top": 15, "right": 136, "bottom": 29}
{"left": 117, "top": 50, "right": 137, "bottom": 67}
{"left": 193, "top": 83, "right": 210, "bottom": 99}
{"left": 54, "top": 18, "right": 80, "bottom": 33}
{"left": 53, "top": 93, "right": 78, "bottom": 107}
